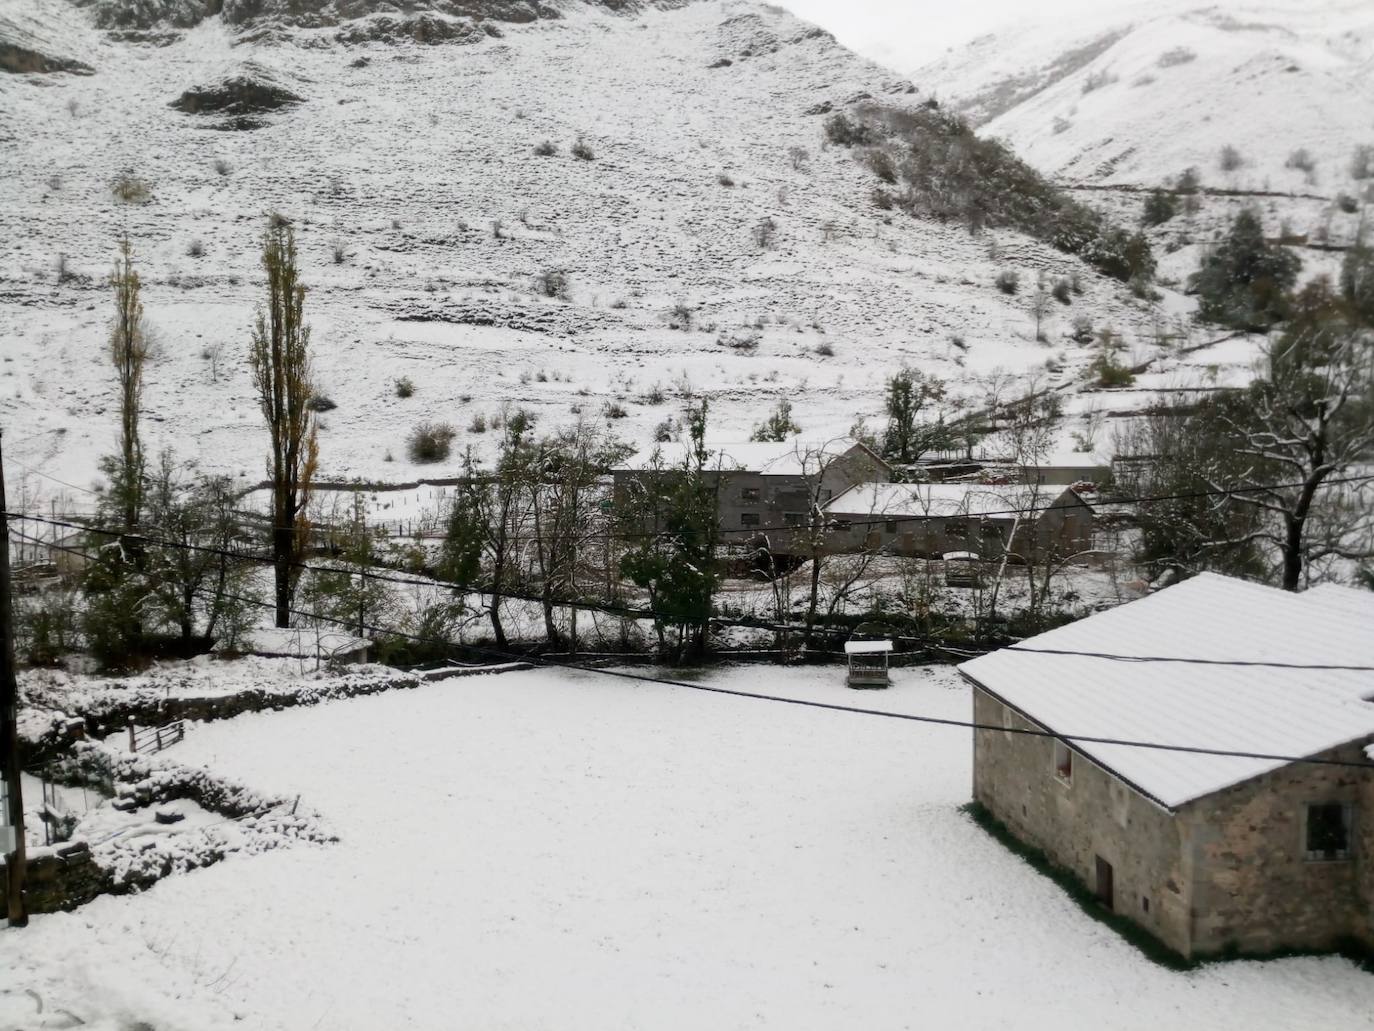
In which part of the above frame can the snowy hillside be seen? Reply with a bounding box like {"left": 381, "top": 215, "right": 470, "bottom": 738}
{"left": 1, "top": 0, "right": 1187, "bottom": 502}
{"left": 915, "top": 0, "right": 1374, "bottom": 192}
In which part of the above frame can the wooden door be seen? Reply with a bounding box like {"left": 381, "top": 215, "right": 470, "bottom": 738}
{"left": 1095, "top": 856, "right": 1114, "bottom": 911}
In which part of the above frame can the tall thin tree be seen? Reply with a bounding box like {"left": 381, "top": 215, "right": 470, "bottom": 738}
{"left": 249, "top": 220, "right": 318, "bottom": 628}
{"left": 108, "top": 235, "right": 148, "bottom": 531}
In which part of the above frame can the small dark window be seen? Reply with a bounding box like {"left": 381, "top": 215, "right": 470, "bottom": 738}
{"left": 1053, "top": 740, "right": 1072, "bottom": 781}
{"left": 741, "top": 487, "right": 760, "bottom": 503}
{"left": 741, "top": 512, "right": 760, "bottom": 528}
{"left": 947, "top": 521, "right": 969, "bottom": 540}
{"left": 1141, "top": 896, "right": 1150, "bottom": 913}
{"left": 1095, "top": 856, "right": 1114, "bottom": 910}
{"left": 1306, "top": 803, "right": 1352, "bottom": 860}
{"left": 783, "top": 512, "right": 804, "bottom": 527}
{"left": 832, "top": 519, "right": 851, "bottom": 531}
{"left": 884, "top": 520, "right": 898, "bottom": 534}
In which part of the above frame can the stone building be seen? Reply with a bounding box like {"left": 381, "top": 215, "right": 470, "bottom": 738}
{"left": 959, "top": 574, "right": 1374, "bottom": 960}
{"left": 820, "top": 482, "right": 1094, "bottom": 563}
{"left": 611, "top": 437, "right": 890, "bottom": 548}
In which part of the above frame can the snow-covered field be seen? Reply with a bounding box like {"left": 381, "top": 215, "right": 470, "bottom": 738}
{"left": 4, "top": 663, "right": 1372, "bottom": 1029}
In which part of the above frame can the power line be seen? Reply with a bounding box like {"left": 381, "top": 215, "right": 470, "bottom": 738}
{"left": 9, "top": 511, "right": 1374, "bottom": 671}
{"left": 12, "top": 527, "right": 1374, "bottom": 772}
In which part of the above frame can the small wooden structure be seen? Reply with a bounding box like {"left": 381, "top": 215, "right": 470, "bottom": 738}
{"left": 844, "top": 638, "right": 893, "bottom": 689}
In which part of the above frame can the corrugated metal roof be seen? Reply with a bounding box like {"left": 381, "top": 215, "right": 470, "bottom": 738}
{"left": 959, "top": 574, "right": 1374, "bottom": 809}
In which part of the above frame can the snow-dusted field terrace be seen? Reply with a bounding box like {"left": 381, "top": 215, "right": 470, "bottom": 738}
{"left": 4, "top": 663, "right": 1373, "bottom": 1029}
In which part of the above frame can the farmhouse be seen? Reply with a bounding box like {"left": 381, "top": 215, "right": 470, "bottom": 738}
{"left": 612, "top": 437, "right": 890, "bottom": 543}
{"left": 959, "top": 574, "right": 1374, "bottom": 961}
{"left": 820, "top": 482, "right": 1093, "bottom": 562}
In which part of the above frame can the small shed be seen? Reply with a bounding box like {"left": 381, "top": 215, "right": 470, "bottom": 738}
{"left": 844, "top": 638, "right": 893, "bottom": 689}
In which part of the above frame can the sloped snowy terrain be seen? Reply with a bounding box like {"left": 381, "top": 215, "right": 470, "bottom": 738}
{"left": 914, "top": 0, "right": 1374, "bottom": 193}
{"left": 4, "top": 664, "right": 1374, "bottom": 1029}
{"left": 2, "top": 0, "right": 1195, "bottom": 504}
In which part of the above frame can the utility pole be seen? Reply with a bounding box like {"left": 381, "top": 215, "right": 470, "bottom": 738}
{"left": 0, "top": 430, "right": 29, "bottom": 926}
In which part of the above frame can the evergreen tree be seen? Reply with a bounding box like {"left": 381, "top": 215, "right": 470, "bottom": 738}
{"left": 882, "top": 368, "right": 950, "bottom": 464}
{"left": 1141, "top": 189, "right": 1178, "bottom": 227}
{"left": 1189, "top": 209, "right": 1301, "bottom": 330}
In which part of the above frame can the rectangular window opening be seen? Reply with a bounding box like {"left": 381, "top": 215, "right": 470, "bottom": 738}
{"left": 1306, "top": 802, "right": 1352, "bottom": 861}
{"left": 740, "top": 512, "right": 761, "bottom": 528}
{"left": 1053, "top": 740, "right": 1073, "bottom": 781}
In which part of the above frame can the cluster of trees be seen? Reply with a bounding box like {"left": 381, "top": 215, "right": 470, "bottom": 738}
{"left": 19, "top": 219, "right": 321, "bottom": 668}
{"left": 1119, "top": 218, "right": 1374, "bottom": 590}
{"left": 825, "top": 104, "right": 1156, "bottom": 287}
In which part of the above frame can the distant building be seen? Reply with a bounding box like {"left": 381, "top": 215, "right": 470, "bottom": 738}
{"left": 611, "top": 438, "right": 890, "bottom": 548}
{"left": 820, "top": 482, "right": 1094, "bottom": 563}
{"left": 921, "top": 450, "right": 1109, "bottom": 489}
{"left": 960, "top": 574, "right": 1374, "bottom": 961}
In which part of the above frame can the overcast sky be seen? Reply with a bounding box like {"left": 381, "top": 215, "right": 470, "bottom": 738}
{"left": 777, "top": 0, "right": 1141, "bottom": 70}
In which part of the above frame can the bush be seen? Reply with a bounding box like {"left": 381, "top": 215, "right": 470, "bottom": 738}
{"left": 752, "top": 216, "right": 778, "bottom": 249}
{"left": 571, "top": 137, "right": 595, "bottom": 161}
{"left": 330, "top": 240, "right": 346, "bottom": 264}
{"left": 787, "top": 146, "right": 809, "bottom": 171}
{"left": 1081, "top": 68, "right": 1117, "bottom": 94}
{"left": 1176, "top": 167, "right": 1201, "bottom": 194}
{"left": 823, "top": 112, "right": 877, "bottom": 147}
{"left": 1350, "top": 145, "right": 1374, "bottom": 180}
{"left": 1052, "top": 278, "right": 1072, "bottom": 304}
{"left": 1189, "top": 208, "right": 1301, "bottom": 330}
{"left": 307, "top": 394, "right": 337, "bottom": 412}
{"left": 535, "top": 269, "right": 570, "bottom": 299}
{"left": 995, "top": 269, "right": 1020, "bottom": 295}
{"left": 213, "top": 158, "right": 231, "bottom": 176}
{"left": 1285, "top": 148, "right": 1315, "bottom": 173}
{"left": 1156, "top": 47, "right": 1196, "bottom": 68}
{"left": 187, "top": 239, "right": 205, "bottom": 258}
{"left": 864, "top": 147, "right": 897, "bottom": 183}
{"left": 1336, "top": 194, "right": 1360, "bottom": 214}
{"left": 110, "top": 172, "right": 151, "bottom": 204}
{"left": 669, "top": 301, "right": 695, "bottom": 330}
{"left": 395, "top": 376, "right": 414, "bottom": 399}
{"left": 1070, "top": 315, "right": 1094, "bottom": 342}
{"left": 717, "top": 172, "right": 735, "bottom": 187}
{"left": 1218, "top": 145, "right": 1244, "bottom": 172}
{"left": 814, "top": 341, "right": 835, "bottom": 357}
{"left": 751, "top": 398, "right": 800, "bottom": 442}
{"left": 872, "top": 188, "right": 894, "bottom": 210}
{"left": 468, "top": 412, "right": 487, "bottom": 433}
{"left": 1141, "top": 189, "right": 1178, "bottom": 227}
{"left": 533, "top": 139, "right": 558, "bottom": 156}
{"left": 407, "top": 421, "right": 456, "bottom": 463}
{"left": 604, "top": 402, "right": 628, "bottom": 419}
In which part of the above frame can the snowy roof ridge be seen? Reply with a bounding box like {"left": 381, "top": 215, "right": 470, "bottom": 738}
{"left": 959, "top": 573, "right": 1374, "bottom": 809}
{"left": 620, "top": 436, "right": 881, "bottom": 474}
{"left": 824, "top": 481, "right": 1080, "bottom": 518}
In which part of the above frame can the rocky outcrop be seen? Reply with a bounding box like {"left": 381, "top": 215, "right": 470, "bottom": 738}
{"left": 169, "top": 62, "right": 303, "bottom": 115}
{"left": 0, "top": 41, "right": 94, "bottom": 74}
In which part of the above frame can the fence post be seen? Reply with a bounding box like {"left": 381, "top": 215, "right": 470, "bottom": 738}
{"left": 127, "top": 716, "right": 136, "bottom": 754}
{"left": 155, "top": 726, "right": 163, "bottom": 752}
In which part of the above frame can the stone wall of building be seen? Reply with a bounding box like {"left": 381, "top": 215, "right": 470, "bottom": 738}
{"left": 21, "top": 842, "right": 107, "bottom": 914}
{"left": 1182, "top": 742, "right": 1373, "bottom": 956}
{"left": 971, "top": 686, "right": 1193, "bottom": 957}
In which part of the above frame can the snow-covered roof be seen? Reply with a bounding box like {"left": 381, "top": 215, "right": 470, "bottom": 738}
{"left": 959, "top": 574, "right": 1374, "bottom": 810}
{"left": 845, "top": 640, "right": 894, "bottom": 654}
{"left": 619, "top": 438, "right": 884, "bottom": 475}
{"left": 824, "top": 482, "right": 1082, "bottom": 519}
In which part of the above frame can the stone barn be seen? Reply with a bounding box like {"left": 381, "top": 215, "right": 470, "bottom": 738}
{"left": 959, "top": 574, "right": 1374, "bottom": 961}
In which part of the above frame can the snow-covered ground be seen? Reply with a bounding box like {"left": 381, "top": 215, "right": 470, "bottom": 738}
{"left": 4, "top": 663, "right": 1372, "bottom": 1029}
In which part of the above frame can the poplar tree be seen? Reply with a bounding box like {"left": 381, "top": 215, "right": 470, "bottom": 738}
{"left": 107, "top": 235, "right": 148, "bottom": 531}
{"left": 249, "top": 219, "right": 318, "bottom": 628}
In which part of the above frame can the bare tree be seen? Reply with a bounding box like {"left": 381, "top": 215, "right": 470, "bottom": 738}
{"left": 249, "top": 220, "right": 319, "bottom": 628}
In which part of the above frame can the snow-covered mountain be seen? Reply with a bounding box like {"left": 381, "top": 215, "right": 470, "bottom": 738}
{"left": 0, "top": 0, "right": 1259, "bottom": 502}
{"left": 915, "top": 0, "right": 1374, "bottom": 191}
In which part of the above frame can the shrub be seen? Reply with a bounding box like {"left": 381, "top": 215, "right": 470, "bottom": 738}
{"left": 468, "top": 412, "right": 487, "bottom": 433}
{"left": 55, "top": 253, "right": 74, "bottom": 283}
{"left": 213, "top": 158, "right": 231, "bottom": 177}
{"left": 1336, "top": 194, "right": 1359, "bottom": 214}
{"left": 717, "top": 172, "right": 735, "bottom": 187}
{"left": 46, "top": 174, "right": 61, "bottom": 191}
{"left": 533, "top": 139, "right": 558, "bottom": 156}
{"left": 571, "top": 137, "right": 595, "bottom": 161}
{"left": 535, "top": 269, "right": 570, "bottom": 299}
{"left": 669, "top": 301, "right": 695, "bottom": 330}
{"left": 330, "top": 240, "right": 346, "bottom": 264}
{"left": 864, "top": 147, "right": 897, "bottom": 183}
{"left": 653, "top": 419, "right": 674, "bottom": 442}
{"left": 814, "top": 341, "right": 835, "bottom": 357}
{"left": 1350, "top": 145, "right": 1374, "bottom": 180}
{"left": 110, "top": 172, "right": 152, "bottom": 204}
{"left": 753, "top": 216, "right": 778, "bottom": 249}
{"left": 1052, "top": 278, "right": 1072, "bottom": 304}
{"left": 751, "top": 398, "right": 800, "bottom": 441}
{"left": 872, "top": 188, "right": 894, "bottom": 210}
{"left": 1189, "top": 208, "right": 1301, "bottom": 330}
{"left": 307, "top": 394, "right": 337, "bottom": 412}
{"left": 1156, "top": 46, "right": 1196, "bottom": 68}
{"left": 1070, "top": 315, "right": 1094, "bottom": 342}
{"left": 823, "top": 112, "right": 876, "bottom": 147}
{"left": 1081, "top": 68, "right": 1117, "bottom": 94}
{"left": 1218, "top": 145, "right": 1244, "bottom": 172}
{"left": 995, "top": 269, "right": 1020, "bottom": 295}
{"left": 1285, "top": 148, "right": 1315, "bottom": 173}
{"left": 407, "top": 421, "right": 456, "bottom": 463}
{"left": 1176, "top": 167, "right": 1201, "bottom": 194}
{"left": 1141, "top": 189, "right": 1178, "bottom": 227}
{"left": 645, "top": 384, "right": 666, "bottom": 404}
{"left": 187, "top": 239, "right": 205, "bottom": 258}
{"left": 395, "top": 377, "right": 414, "bottom": 399}
{"left": 787, "top": 146, "right": 809, "bottom": 171}
{"left": 604, "top": 402, "right": 628, "bottom": 419}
